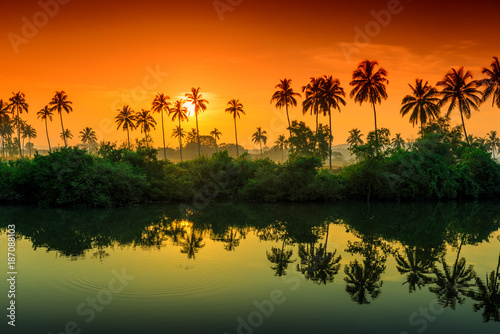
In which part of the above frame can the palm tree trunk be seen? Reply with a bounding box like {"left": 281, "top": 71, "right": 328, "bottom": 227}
{"left": 329, "top": 109, "right": 332, "bottom": 170}
{"left": 29, "top": 138, "right": 31, "bottom": 157}
{"left": 145, "top": 133, "right": 149, "bottom": 148}
{"left": 260, "top": 141, "right": 263, "bottom": 157}
{"left": 372, "top": 103, "right": 379, "bottom": 156}
{"left": 45, "top": 118, "right": 51, "bottom": 152}
{"left": 234, "top": 117, "right": 239, "bottom": 157}
{"left": 178, "top": 118, "right": 183, "bottom": 162}
{"left": 285, "top": 104, "right": 291, "bottom": 138}
{"left": 59, "top": 110, "right": 67, "bottom": 147}
{"left": 16, "top": 108, "right": 22, "bottom": 157}
{"left": 195, "top": 112, "right": 201, "bottom": 157}
{"left": 460, "top": 110, "right": 470, "bottom": 146}
{"left": 161, "top": 110, "right": 166, "bottom": 160}
{"left": 88, "top": 141, "right": 91, "bottom": 152}
{"left": 282, "top": 148, "right": 284, "bottom": 162}
{"left": 126, "top": 127, "right": 130, "bottom": 150}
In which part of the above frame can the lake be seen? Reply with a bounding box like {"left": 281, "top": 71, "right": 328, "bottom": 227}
{"left": 1, "top": 201, "right": 500, "bottom": 334}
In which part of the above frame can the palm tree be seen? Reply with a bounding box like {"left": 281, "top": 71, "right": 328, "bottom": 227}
{"left": 23, "top": 124, "right": 37, "bottom": 157}
{"left": 170, "top": 100, "right": 189, "bottom": 162}
{"left": 0, "top": 100, "right": 9, "bottom": 124}
{"left": 273, "top": 134, "right": 287, "bottom": 162}
{"left": 115, "top": 105, "right": 136, "bottom": 149}
{"left": 152, "top": 93, "right": 171, "bottom": 159}
{"left": 437, "top": 67, "right": 482, "bottom": 146}
{"left": 135, "top": 109, "right": 157, "bottom": 148}
{"left": 49, "top": 91, "right": 73, "bottom": 147}
{"left": 185, "top": 87, "right": 209, "bottom": 157}
{"left": 347, "top": 128, "right": 364, "bottom": 149}
{"left": 180, "top": 229, "right": 205, "bottom": 260}
{"left": 0, "top": 119, "right": 14, "bottom": 159}
{"left": 225, "top": 99, "right": 245, "bottom": 157}
{"left": 37, "top": 106, "right": 53, "bottom": 152}
{"left": 302, "top": 77, "right": 323, "bottom": 135}
{"left": 171, "top": 126, "right": 186, "bottom": 161}
{"left": 271, "top": 78, "right": 301, "bottom": 139}
{"left": 485, "top": 130, "right": 500, "bottom": 160}
{"left": 79, "top": 127, "right": 97, "bottom": 152}
{"left": 400, "top": 79, "right": 441, "bottom": 133}
{"left": 392, "top": 133, "right": 405, "bottom": 150}
{"left": 186, "top": 128, "right": 198, "bottom": 144}
{"left": 8, "top": 91, "right": 29, "bottom": 157}
{"left": 210, "top": 128, "right": 222, "bottom": 150}
{"left": 321, "top": 76, "right": 346, "bottom": 169}
{"left": 395, "top": 246, "right": 436, "bottom": 293}
{"left": 60, "top": 129, "right": 73, "bottom": 144}
{"left": 481, "top": 57, "right": 500, "bottom": 109}
{"left": 350, "top": 60, "right": 389, "bottom": 151}
{"left": 344, "top": 259, "right": 384, "bottom": 304}
{"left": 252, "top": 127, "right": 268, "bottom": 157}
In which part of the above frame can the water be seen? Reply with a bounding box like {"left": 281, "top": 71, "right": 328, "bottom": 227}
{"left": 1, "top": 202, "right": 499, "bottom": 334}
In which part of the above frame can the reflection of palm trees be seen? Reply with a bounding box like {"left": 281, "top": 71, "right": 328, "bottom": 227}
{"left": 344, "top": 259, "right": 385, "bottom": 304}
{"left": 180, "top": 229, "right": 205, "bottom": 260}
{"left": 467, "top": 254, "right": 500, "bottom": 322}
{"left": 395, "top": 246, "right": 436, "bottom": 293}
{"left": 267, "top": 243, "right": 295, "bottom": 277}
{"left": 216, "top": 227, "right": 246, "bottom": 251}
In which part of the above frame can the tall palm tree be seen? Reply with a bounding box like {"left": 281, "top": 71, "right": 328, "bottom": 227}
{"left": 23, "top": 124, "right": 37, "bottom": 157}
{"left": 400, "top": 79, "right": 441, "bottom": 133}
{"left": 0, "top": 100, "right": 11, "bottom": 159}
{"left": 152, "top": 93, "right": 171, "bottom": 159}
{"left": 485, "top": 130, "right": 500, "bottom": 160}
{"left": 273, "top": 134, "right": 287, "bottom": 162}
{"left": 170, "top": 100, "right": 189, "bottom": 162}
{"left": 79, "top": 127, "right": 97, "bottom": 152}
{"left": 347, "top": 128, "right": 364, "bottom": 149}
{"left": 49, "top": 91, "right": 73, "bottom": 147}
{"left": 37, "top": 106, "right": 53, "bottom": 152}
{"left": 437, "top": 67, "right": 482, "bottom": 146}
{"left": 252, "top": 127, "right": 268, "bottom": 157}
{"left": 8, "top": 91, "right": 29, "bottom": 157}
{"left": 225, "top": 99, "right": 245, "bottom": 157}
{"left": 302, "top": 77, "right": 323, "bottom": 135}
{"left": 185, "top": 87, "right": 209, "bottom": 157}
{"left": 210, "top": 128, "right": 222, "bottom": 150}
{"left": 0, "top": 120, "right": 14, "bottom": 159}
{"left": 321, "top": 76, "right": 346, "bottom": 169}
{"left": 271, "top": 78, "right": 301, "bottom": 139}
{"left": 186, "top": 128, "right": 198, "bottom": 144}
{"left": 350, "top": 60, "right": 389, "bottom": 150}
{"left": 171, "top": 126, "right": 186, "bottom": 161}
{"left": 115, "top": 105, "right": 136, "bottom": 149}
{"left": 481, "top": 57, "right": 500, "bottom": 109}
{"left": 60, "top": 129, "right": 73, "bottom": 144}
{"left": 135, "top": 109, "right": 157, "bottom": 148}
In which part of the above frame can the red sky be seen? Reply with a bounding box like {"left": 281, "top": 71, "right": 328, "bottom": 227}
{"left": 1, "top": 0, "right": 499, "bottom": 149}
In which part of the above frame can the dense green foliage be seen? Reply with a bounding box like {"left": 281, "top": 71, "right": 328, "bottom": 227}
{"left": 0, "top": 119, "right": 499, "bottom": 207}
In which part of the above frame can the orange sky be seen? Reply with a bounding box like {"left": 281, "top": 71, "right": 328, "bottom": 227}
{"left": 1, "top": 0, "right": 499, "bottom": 150}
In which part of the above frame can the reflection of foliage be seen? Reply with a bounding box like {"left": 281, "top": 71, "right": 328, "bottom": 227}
{"left": 344, "top": 259, "right": 384, "bottom": 304}
{"left": 297, "top": 243, "right": 341, "bottom": 284}
{"left": 180, "top": 229, "right": 205, "bottom": 260}
{"left": 267, "top": 245, "right": 295, "bottom": 277}
{"left": 466, "top": 254, "right": 500, "bottom": 322}
{"left": 212, "top": 227, "right": 247, "bottom": 251}
{"left": 395, "top": 246, "right": 438, "bottom": 293}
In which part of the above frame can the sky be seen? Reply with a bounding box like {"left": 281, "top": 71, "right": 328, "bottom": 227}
{"left": 1, "top": 0, "right": 499, "bottom": 150}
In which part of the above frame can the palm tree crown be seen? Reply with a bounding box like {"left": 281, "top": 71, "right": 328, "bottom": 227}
{"left": 271, "top": 78, "right": 301, "bottom": 138}
{"left": 400, "top": 79, "right": 441, "bottom": 133}
{"left": 170, "top": 100, "right": 189, "bottom": 162}
{"left": 37, "top": 105, "right": 53, "bottom": 152}
{"left": 135, "top": 109, "right": 157, "bottom": 147}
{"left": 481, "top": 57, "right": 500, "bottom": 108}
{"left": 8, "top": 91, "right": 29, "bottom": 157}
{"left": 115, "top": 105, "right": 136, "bottom": 149}
{"left": 252, "top": 127, "right": 268, "bottom": 157}
{"left": 79, "top": 127, "right": 97, "bottom": 151}
{"left": 225, "top": 99, "right": 245, "bottom": 157}
{"left": 185, "top": 87, "right": 209, "bottom": 157}
{"left": 347, "top": 128, "right": 364, "bottom": 148}
{"left": 152, "top": 93, "right": 171, "bottom": 159}
{"left": 49, "top": 91, "right": 73, "bottom": 147}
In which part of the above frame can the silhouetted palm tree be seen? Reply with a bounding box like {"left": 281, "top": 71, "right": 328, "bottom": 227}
{"left": 400, "top": 79, "right": 441, "bottom": 133}
{"left": 321, "top": 75, "right": 346, "bottom": 169}
{"left": 23, "top": 124, "right": 37, "bottom": 157}
{"left": 437, "top": 67, "right": 482, "bottom": 146}
{"left": 481, "top": 57, "right": 500, "bottom": 109}
{"left": 271, "top": 78, "right": 301, "bottom": 139}
{"left": 8, "top": 91, "right": 29, "bottom": 156}
{"left": 186, "top": 128, "right": 198, "bottom": 144}
{"left": 115, "top": 105, "right": 136, "bottom": 149}
{"left": 252, "top": 127, "right": 267, "bottom": 157}
{"left": 79, "top": 127, "right": 97, "bottom": 151}
{"left": 225, "top": 99, "right": 245, "bottom": 157}
{"left": 180, "top": 229, "right": 205, "bottom": 260}
{"left": 170, "top": 100, "right": 189, "bottom": 161}
{"left": 392, "top": 133, "right": 405, "bottom": 150}
{"left": 135, "top": 109, "right": 157, "bottom": 148}
{"left": 350, "top": 60, "right": 389, "bottom": 151}
{"left": 395, "top": 246, "right": 436, "bottom": 293}
{"left": 347, "top": 128, "right": 364, "bottom": 149}
{"left": 0, "top": 100, "right": 9, "bottom": 124}
{"left": 302, "top": 77, "right": 323, "bottom": 135}
{"left": 0, "top": 119, "right": 13, "bottom": 159}
{"left": 485, "top": 130, "right": 500, "bottom": 160}
{"left": 60, "top": 129, "right": 73, "bottom": 144}
{"left": 49, "top": 91, "right": 73, "bottom": 147}
{"left": 273, "top": 134, "right": 287, "bottom": 162}
{"left": 152, "top": 93, "right": 171, "bottom": 159}
{"left": 37, "top": 106, "right": 53, "bottom": 152}
{"left": 185, "top": 87, "right": 209, "bottom": 157}
{"left": 344, "top": 259, "right": 384, "bottom": 304}
{"left": 267, "top": 242, "right": 295, "bottom": 277}
{"left": 210, "top": 128, "right": 222, "bottom": 150}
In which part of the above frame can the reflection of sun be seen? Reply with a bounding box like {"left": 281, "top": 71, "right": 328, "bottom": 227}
{"left": 183, "top": 101, "right": 195, "bottom": 117}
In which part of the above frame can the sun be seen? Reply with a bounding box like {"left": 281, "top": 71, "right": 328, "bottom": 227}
{"left": 183, "top": 101, "right": 196, "bottom": 117}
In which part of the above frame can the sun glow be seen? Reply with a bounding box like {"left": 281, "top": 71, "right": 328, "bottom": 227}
{"left": 183, "top": 101, "right": 196, "bottom": 117}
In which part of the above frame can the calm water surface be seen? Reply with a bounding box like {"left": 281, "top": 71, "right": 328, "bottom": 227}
{"left": 1, "top": 202, "right": 500, "bottom": 334}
